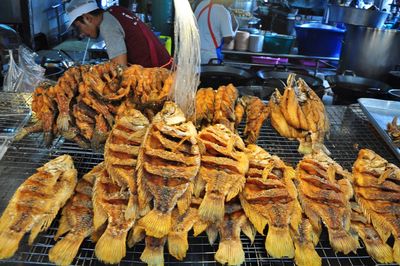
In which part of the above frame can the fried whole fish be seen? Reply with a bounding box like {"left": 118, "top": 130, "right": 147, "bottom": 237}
{"left": 213, "top": 84, "right": 239, "bottom": 131}
{"left": 0, "top": 155, "right": 77, "bottom": 259}
{"left": 352, "top": 149, "right": 400, "bottom": 263}
{"left": 350, "top": 201, "right": 393, "bottom": 263}
{"left": 104, "top": 108, "right": 149, "bottom": 220}
{"left": 191, "top": 87, "right": 215, "bottom": 129}
{"left": 48, "top": 163, "right": 102, "bottom": 266}
{"left": 196, "top": 124, "right": 249, "bottom": 224}
{"left": 92, "top": 166, "right": 135, "bottom": 264}
{"left": 239, "top": 144, "right": 301, "bottom": 258}
{"left": 296, "top": 152, "right": 358, "bottom": 255}
{"left": 137, "top": 101, "right": 200, "bottom": 238}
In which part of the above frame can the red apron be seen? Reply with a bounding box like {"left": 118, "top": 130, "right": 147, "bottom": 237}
{"left": 108, "top": 6, "right": 172, "bottom": 68}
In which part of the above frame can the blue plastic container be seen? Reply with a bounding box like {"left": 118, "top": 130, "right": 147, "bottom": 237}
{"left": 295, "top": 23, "right": 346, "bottom": 58}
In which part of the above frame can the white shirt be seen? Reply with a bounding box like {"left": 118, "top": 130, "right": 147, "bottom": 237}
{"left": 99, "top": 12, "right": 126, "bottom": 59}
{"left": 194, "top": 0, "right": 235, "bottom": 64}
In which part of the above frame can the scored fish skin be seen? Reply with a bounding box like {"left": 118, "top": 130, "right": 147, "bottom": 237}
{"left": 296, "top": 152, "right": 358, "bottom": 255}
{"left": 137, "top": 101, "right": 200, "bottom": 238}
{"left": 197, "top": 124, "right": 248, "bottom": 224}
{"left": 93, "top": 166, "right": 135, "bottom": 264}
{"left": 353, "top": 149, "right": 400, "bottom": 264}
{"left": 104, "top": 108, "right": 149, "bottom": 220}
{"left": 0, "top": 155, "right": 77, "bottom": 259}
{"left": 191, "top": 87, "right": 215, "bottom": 129}
{"left": 239, "top": 144, "right": 300, "bottom": 259}
{"left": 48, "top": 163, "right": 101, "bottom": 266}
{"left": 213, "top": 84, "right": 239, "bottom": 131}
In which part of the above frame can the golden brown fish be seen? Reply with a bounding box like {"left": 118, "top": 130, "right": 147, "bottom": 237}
{"left": 352, "top": 149, "right": 400, "bottom": 263}
{"left": 191, "top": 87, "right": 215, "bottom": 129}
{"left": 104, "top": 108, "right": 149, "bottom": 220}
{"left": 92, "top": 166, "right": 135, "bottom": 264}
{"left": 48, "top": 163, "right": 102, "bottom": 266}
{"left": 296, "top": 152, "right": 358, "bottom": 255}
{"left": 387, "top": 116, "right": 400, "bottom": 146}
{"left": 213, "top": 84, "right": 239, "bottom": 131}
{"left": 72, "top": 101, "right": 96, "bottom": 141}
{"left": 140, "top": 236, "right": 167, "bottom": 266}
{"left": 239, "top": 144, "right": 301, "bottom": 258}
{"left": 0, "top": 155, "right": 77, "bottom": 259}
{"left": 290, "top": 215, "right": 321, "bottom": 266}
{"left": 350, "top": 201, "right": 393, "bottom": 263}
{"left": 137, "top": 101, "right": 200, "bottom": 238}
{"left": 196, "top": 124, "right": 248, "bottom": 224}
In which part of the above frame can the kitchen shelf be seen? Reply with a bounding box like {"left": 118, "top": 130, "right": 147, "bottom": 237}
{"left": 222, "top": 50, "right": 340, "bottom": 61}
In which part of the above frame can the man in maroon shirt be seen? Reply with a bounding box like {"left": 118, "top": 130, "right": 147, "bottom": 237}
{"left": 66, "top": 0, "right": 172, "bottom": 68}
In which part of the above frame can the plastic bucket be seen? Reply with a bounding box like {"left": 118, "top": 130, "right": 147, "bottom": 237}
{"left": 263, "top": 33, "right": 295, "bottom": 54}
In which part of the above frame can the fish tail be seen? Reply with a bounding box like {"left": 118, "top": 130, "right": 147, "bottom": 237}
{"left": 127, "top": 226, "right": 145, "bottom": 248}
{"left": 95, "top": 229, "right": 127, "bottom": 264}
{"left": 294, "top": 242, "right": 321, "bottom": 266}
{"left": 363, "top": 237, "right": 393, "bottom": 263}
{"left": 198, "top": 192, "right": 225, "bottom": 223}
{"left": 215, "top": 240, "right": 245, "bottom": 266}
{"left": 168, "top": 231, "right": 188, "bottom": 260}
{"left": 125, "top": 194, "right": 137, "bottom": 221}
{"left": 48, "top": 233, "right": 85, "bottom": 266}
{"left": 265, "top": 226, "right": 294, "bottom": 258}
{"left": 0, "top": 231, "right": 24, "bottom": 259}
{"left": 139, "top": 209, "right": 172, "bottom": 238}
{"left": 394, "top": 238, "right": 400, "bottom": 264}
{"left": 140, "top": 236, "right": 165, "bottom": 266}
{"left": 57, "top": 114, "right": 71, "bottom": 132}
{"left": 328, "top": 228, "right": 359, "bottom": 255}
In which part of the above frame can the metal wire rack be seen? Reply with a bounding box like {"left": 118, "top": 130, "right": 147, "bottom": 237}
{"left": 0, "top": 103, "right": 399, "bottom": 266}
{"left": 0, "top": 93, "right": 31, "bottom": 138}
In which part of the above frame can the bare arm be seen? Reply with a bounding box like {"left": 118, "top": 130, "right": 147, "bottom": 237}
{"left": 110, "top": 53, "right": 128, "bottom": 66}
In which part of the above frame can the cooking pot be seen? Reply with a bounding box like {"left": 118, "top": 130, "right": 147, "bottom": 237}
{"left": 326, "top": 70, "right": 392, "bottom": 104}
{"left": 200, "top": 59, "right": 254, "bottom": 88}
{"left": 387, "top": 65, "right": 400, "bottom": 88}
{"left": 388, "top": 89, "right": 400, "bottom": 101}
{"left": 236, "top": 85, "right": 275, "bottom": 100}
{"left": 256, "top": 70, "right": 325, "bottom": 98}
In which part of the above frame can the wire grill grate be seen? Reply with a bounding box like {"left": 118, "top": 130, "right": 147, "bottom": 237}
{"left": 0, "top": 104, "right": 398, "bottom": 266}
{"left": 0, "top": 93, "right": 31, "bottom": 138}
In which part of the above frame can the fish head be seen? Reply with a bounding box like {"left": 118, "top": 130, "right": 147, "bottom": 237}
{"left": 153, "top": 101, "right": 186, "bottom": 125}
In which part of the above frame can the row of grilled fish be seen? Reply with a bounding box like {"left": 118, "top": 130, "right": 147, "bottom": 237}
{"left": 2, "top": 100, "right": 399, "bottom": 265}
{"left": 15, "top": 62, "right": 173, "bottom": 150}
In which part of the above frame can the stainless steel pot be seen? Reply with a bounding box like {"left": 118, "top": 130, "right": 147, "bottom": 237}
{"left": 338, "top": 25, "right": 400, "bottom": 81}
{"left": 325, "top": 5, "right": 389, "bottom": 28}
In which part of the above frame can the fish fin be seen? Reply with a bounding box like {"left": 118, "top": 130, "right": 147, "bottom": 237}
{"left": 48, "top": 233, "right": 85, "bottom": 266}
{"left": 91, "top": 222, "right": 107, "bottom": 243}
{"left": 198, "top": 192, "right": 225, "bottom": 223}
{"left": 95, "top": 228, "right": 127, "bottom": 264}
{"left": 328, "top": 228, "right": 359, "bottom": 255}
{"left": 215, "top": 240, "right": 245, "bottom": 266}
{"left": 93, "top": 200, "right": 108, "bottom": 232}
{"left": 168, "top": 231, "right": 189, "bottom": 260}
{"left": 29, "top": 220, "right": 44, "bottom": 245}
{"left": 54, "top": 214, "right": 71, "bottom": 241}
{"left": 57, "top": 114, "right": 71, "bottom": 132}
{"left": 294, "top": 241, "right": 321, "bottom": 266}
{"left": 370, "top": 212, "right": 392, "bottom": 243}
{"left": 297, "top": 139, "right": 313, "bottom": 155}
{"left": 193, "top": 220, "right": 208, "bottom": 237}
{"left": 242, "top": 220, "right": 256, "bottom": 244}
{"left": 140, "top": 236, "right": 165, "bottom": 266}
{"left": 193, "top": 174, "right": 206, "bottom": 198}
{"left": 177, "top": 182, "right": 193, "bottom": 215}
{"left": 290, "top": 201, "right": 303, "bottom": 231}
{"left": 284, "top": 166, "right": 296, "bottom": 180}
{"left": 127, "top": 225, "right": 145, "bottom": 248}
{"left": 125, "top": 193, "right": 138, "bottom": 221}
{"left": 266, "top": 226, "right": 294, "bottom": 258}
{"left": 0, "top": 231, "right": 24, "bottom": 259}
{"left": 239, "top": 195, "right": 267, "bottom": 235}
{"left": 363, "top": 237, "right": 393, "bottom": 263}
{"left": 394, "top": 239, "right": 400, "bottom": 264}
{"left": 206, "top": 225, "right": 219, "bottom": 245}
{"left": 226, "top": 176, "right": 245, "bottom": 202}
{"left": 139, "top": 209, "right": 172, "bottom": 238}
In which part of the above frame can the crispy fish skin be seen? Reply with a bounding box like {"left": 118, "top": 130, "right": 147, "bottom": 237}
{"left": 196, "top": 124, "right": 248, "bottom": 224}
{"left": 240, "top": 96, "right": 270, "bottom": 144}
{"left": 353, "top": 149, "right": 400, "bottom": 263}
{"left": 104, "top": 108, "right": 149, "bottom": 220}
{"left": 296, "top": 152, "right": 358, "bottom": 255}
{"left": 192, "top": 87, "right": 215, "bottom": 129}
{"left": 213, "top": 84, "right": 239, "bottom": 131}
{"left": 0, "top": 155, "right": 77, "bottom": 259}
{"left": 93, "top": 167, "right": 135, "bottom": 264}
{"left": 48, "top": 163, "right": 101, "bottom": 266}
{"left": 240, "top": 144, "right": 300, "bottom": 258}
{"left": 137, "top": 102, "right": 200, "bottom": 238}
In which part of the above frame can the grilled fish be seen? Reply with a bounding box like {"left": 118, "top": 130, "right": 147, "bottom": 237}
{"left": 239, "top": 144, "right": 301, "bottom": 258}
{"left": 104, "top": 108, "right": 149, "bottom": 220}
{"left": 137, "top": 101, "right": 200, "bottom": 238}
{"left": 290, "top": 215, "right": 321, "bottom": 266}
{"left": 48, "top": 163, "right": 101, "bottom": 266}
{"left": 352, "top": 149, "right": 400, "bottom": 263}
{"left": 196, "top": 124, "right": 248, "bottom": 224}
{"left": 350, "top": 201, "right": 393, "bottom": 263}
{"left": 92, "top": 166, "right": 135, "bottom": 264}
{"left": 296, "top": 152, "right": 358, "bottom": 254}
{"left": 0, "top": 155, "right": 77, "bottom": 259}
{"left": 213, "top": 84, "right": 239, "bottom": 131}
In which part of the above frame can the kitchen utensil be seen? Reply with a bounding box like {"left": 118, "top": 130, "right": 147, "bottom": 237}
{"left": 234, "top": 31, "right": 250, "bottom": 51}
{"left": 248, "top": 34, "right": 264, "bottom": 52}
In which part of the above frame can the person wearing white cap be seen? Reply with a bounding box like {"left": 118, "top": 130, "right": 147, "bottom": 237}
{"left": 65, "top": 0, "right": 172, "bottom": 68}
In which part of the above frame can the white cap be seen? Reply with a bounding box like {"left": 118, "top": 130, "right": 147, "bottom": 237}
{"left": 65, "top": 0, "right": 99, "bottom": 29}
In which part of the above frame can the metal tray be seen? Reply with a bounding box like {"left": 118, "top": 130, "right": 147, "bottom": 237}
{"left": 358, "top": 98, "right": 400, "bottom": 161}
